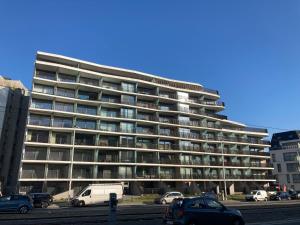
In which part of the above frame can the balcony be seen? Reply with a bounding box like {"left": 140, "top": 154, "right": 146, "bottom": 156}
{"left": 27, "top": 131, "right": 49, "bottom": 143}
{"left": 24, "top": 147, "right": 47, "bottom": 160}
{"left": 21, "top": 164, "right": 45, "bottom": 179}
{"left": 73, "top": 166, "right": 93, "bottom": 179}
{"left": 47, "top": 165, "right": 69, "bottom": 179}
{"left": 75, "top": 134, "right": 96, "bottom": 145}
{"left": 36, "top": 70, "right": 56, "bottom": 80}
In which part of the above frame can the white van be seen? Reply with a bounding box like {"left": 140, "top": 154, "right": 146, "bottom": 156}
{"left": 71, "top": 183, "right": 123, "bottom": 206}
{"left": 245, "top": 190, "right": 268, "bottom": 201}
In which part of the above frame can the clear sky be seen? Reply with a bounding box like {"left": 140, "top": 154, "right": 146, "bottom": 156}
{"left": 1, "top": 0, "right": 300, "bottom": 137}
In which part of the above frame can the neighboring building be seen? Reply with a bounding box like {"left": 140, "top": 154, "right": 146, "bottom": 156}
{"left": 270, "top": 131, "right": 300, "bottom": 191}
{"left": 19, "top": 51, "right": 274, "bottom": 197}
{"left": 0, "top": 76, "right": 29, "bottom": 194}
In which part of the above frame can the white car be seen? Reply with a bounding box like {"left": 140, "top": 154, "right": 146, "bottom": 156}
{"left": 245, "top": 190, "right": 268, "bottom": 201}
{"left": 156, "top": 192, "right": 184, "bottom": 204}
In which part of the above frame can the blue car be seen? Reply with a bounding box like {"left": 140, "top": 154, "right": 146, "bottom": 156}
{"left": 164, "top": 197, "right": 244, "bottom": 225}
{"left": 0, "top": 195, "right": 33, "bottom": 213}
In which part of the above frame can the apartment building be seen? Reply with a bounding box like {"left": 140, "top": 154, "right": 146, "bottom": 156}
{"left": 270, "top": 131, "right": 300, "bottom": 191}
{"left": 19, "top": 52, "right": 274, "bottom": 197}
{"left": 0, "top": 76, "right": 29, "bottom": 194}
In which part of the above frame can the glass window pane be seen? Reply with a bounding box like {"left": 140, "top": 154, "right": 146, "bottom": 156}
{"left": 55, "top": 102, "right": 74, "bottom": 112}
{"left": 57, "top": 88, "right": 75, "bottom": 98}
{"left": 77, "top": 104, "right": 97, "bottom": 115}
{"left": 31, "top": 99, "right": 52, "bottom": 110}
{"left": 53, "top": 117, "right": 73, "bottom": 128}
{"left": 29, "top": 114, "right": 51, "bottom": 126}
{"left": 33, "top": 84, "right": 54, "bottom": 95}
{"left": 58, "top": 74, "right": 76, "bottom": 83}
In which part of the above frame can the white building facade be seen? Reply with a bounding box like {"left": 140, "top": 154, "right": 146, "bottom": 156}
{"left": 19, "top": 52, "right": 274, "bottom": 197}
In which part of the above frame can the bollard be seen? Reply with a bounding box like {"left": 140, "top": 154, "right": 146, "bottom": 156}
{"left": 108, "top": 193, "right": 118, "bottom": 224}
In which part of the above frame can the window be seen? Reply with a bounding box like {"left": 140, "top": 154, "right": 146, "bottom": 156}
{"left": 121, "top": 122, "right": 135, "bottom": 133}
{"left": 55, "top": 102, "right": 74, "bottom": 112}
{"left": 36, "top": 70, "right": 56, "bottom": 80}
{"left": 271, "top": 154, "right": 276, "bottom": 162}
{"left": 119, "top": 166, "right": 132, "bottom": 178}
{"left": 292, "top": 174, "right": 300, "bottom": 183}
{"left": 29, "top": 114, "right": 51, "bottom": 126}
{"left": 120, "top": 151, "right": 134, "bottom": 162}
{"left": 206, "top": 199, "right": 223, "bottom": 210}
{"left": 78, "top": 90, "right": 98, "bottom": 100}
{"left": 57, "top": 88, "right": 75, "bottom": 98}
{"left": 76, "top": 119, "right": 96, "bottom": 130}
{"left": 101, "top": 108, "right": 118, "bottom": 117}
{"left": 77, "top": 104, "right": 97, "bottom": 115}
{"left": 277, "top": 164, "right": 282, "bottom": 173}
{"left": 55, "top": 133, "right": 71, "bottom": 144}
{"left": 188, "top": 198, "right": 206, "bottom": 209}
{"left": 79, "top": 77, "right": 98, "bottom": 86}
{"left": 120, "top": 136, "right": 134, "bottom": 147}
{"left": 178, "top": 116, "right": 190, "bottom": 125}
{"left": 121, "top": 108, "right": 135, "bottom": 118}
{"left": 58, "top": 73, "right": 76, "bottom": 83}
{"left": 100, "top": 122, "right": 118, "bottom": 132}
{"left": 121, "top": 95, "right": 135, "bottom": 105}
{"left": 283, "top": 152, "right": 298, "bottom": 161}
{"left": 286, "top": 163, "right": 299, "bottom": 172}
{"left": 178, "top": 103, "right": 189, "bottom": 112}
{"left": 122, "top": 82, "right": 135, "bottom": 92}
{"left": 33, "top": 84, "right": 54, "bottom": 95}
{"left": 82, "top": 189, "right": 91, "bottom": 197}
{"left": 28, "top": 130, "right": 49, "bottom": 143}
{"left": 287, "top": 174, "right": 291, "bottom": 183}
{"left": 31, "top": 99, "right": 52, "bottom": 110}
{"left": 103, "top": 81, "right": 120, "bottom": 90}
{"left": 53, "top": 117, "right": 73, "bottom": 128}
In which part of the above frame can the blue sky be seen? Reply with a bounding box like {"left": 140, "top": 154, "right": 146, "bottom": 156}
{"left": 1, "top": 0, "right": 300, "bottom": 137}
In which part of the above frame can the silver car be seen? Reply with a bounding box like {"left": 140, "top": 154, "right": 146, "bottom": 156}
{"left": 157, "top": 192, "right": 184, "bottom": 204}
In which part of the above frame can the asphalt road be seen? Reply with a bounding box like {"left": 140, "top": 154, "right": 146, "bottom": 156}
{"left": 1, "top": 201, "right": 300, "bottom": 225}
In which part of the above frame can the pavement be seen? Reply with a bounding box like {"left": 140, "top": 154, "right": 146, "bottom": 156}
{"left": 0, "top": 200, "right": 300, "bottom": 225}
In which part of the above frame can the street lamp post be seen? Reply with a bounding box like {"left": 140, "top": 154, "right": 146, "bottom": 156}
{"left": 221, "top": 142, "right": 227, "bottom": 200}
{"left": 68, "top": 126, "right": 76, "bottom": 201}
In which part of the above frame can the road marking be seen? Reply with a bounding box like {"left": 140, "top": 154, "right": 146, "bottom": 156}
{"left": 248, "top": 218, "right": 300, "bottom": 225}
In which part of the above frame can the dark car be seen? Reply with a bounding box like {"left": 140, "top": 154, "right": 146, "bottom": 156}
{"left": 163, "top": 197, "right": 244, "bottom": 225}
{"left": 269, "top": 192, "right": 291, "bottom": 201}
{"left": 29, "top": 193, "right": 53, "bottom": 208}
{"left": 289, "top": 191, "right": 300, "bottom": 200}
{"left": 0, "top": 195, "right": 33, "bottom": 214}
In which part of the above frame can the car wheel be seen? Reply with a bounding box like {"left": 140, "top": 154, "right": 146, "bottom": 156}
{"left": 254, "top": 198, "right": 258, "bottom": 202}
{"left": 41, "top": 201, "right": 49, "bottom": 208}
{"left": 265, "top": 197, "right": 268, "bottom": 202}
{"left": 161, "top": 199, "right": 167, "bottom": 205}
{"left": 278, "top": 197, "right": 281, "bottom": 201}
{"left": 18, "top": 206, "right": 29, "bottom": 214}
{"left": 79, "top": 200, "right": 85, "bottom": 207}
{"left": 288, "top": 197, "right": 291, "bottom": 200}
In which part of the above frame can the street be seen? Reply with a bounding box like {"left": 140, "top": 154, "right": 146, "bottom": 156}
{"left": 0, "top": 201, "right": 300, "bottom": 225}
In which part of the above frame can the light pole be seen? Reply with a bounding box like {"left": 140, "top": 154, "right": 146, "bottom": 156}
{"left": 221, "top": 140, "right": 227, "bottom": 200}
{"left": 68, "top": 126, "right": 77, "bottom": 201}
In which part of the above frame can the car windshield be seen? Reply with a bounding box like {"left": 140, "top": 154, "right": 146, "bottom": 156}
{"left": 75, "top": 188, "right": 87, "bottom": 197}
{"left": 251, "top": 191, "right": 257, "bottom": 195}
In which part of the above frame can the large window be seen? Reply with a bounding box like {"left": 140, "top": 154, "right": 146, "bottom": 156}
{"left": 121, "top": 108, "right": 135, "bottom": 118}
{"left": 121, "top": 82, "right": 135, "bottom": 93}
{"left": 283, "top": 152, "right": 298, "bottom": 161}
{"left": 292, "top": 174, "right": 300, "bottom": 183}
{"left": 28, "top": 130, "right": 49, "bottom": 143}
{"left": 178, "top": 103, "right": 189, "bottom": 112}
{"left": 120, "top": 136, "right": 134, "bottom": 147}
{"left": 121, "top": 95, "right": 135, "bottom": 105}
{"left": 119, "top": 166, "right": 133, "bottom": 178}
{"left": 54, "top": 132, "right": 71, "bottom": 144}
{"left": 36, "top": 70, "right": 56, "bottom": 80}
{"left": 33, "top": 84, "right": 54, "bottom": 95}
{"left": 79, "top": 77, "right": 98, "bottom": 86}
{"left": 78, "top": 90, "right": 98, "bottom": 100}
{"left": 53, "top": 117, "right": 73, "bottom": 128}
{"left": 76, "top": 119, "right": 96, "bottom": 130}
{"left": 55, "top": 102, "right": 74, "bottom": 112}
{"left": 29, "top": 114, "right": 51, "bottom": 126}
{"left": 31, "top": 99, "right": 52, "bottom": 110}
{"left": 77, "top": 104, "right": 97, "bottom": 115}
{"left": 286, "top": 163, "right": 299, "bottom": 172}
{"left": 277, "top": 163, "right": 282, "bottom": 173}
{"left": 271, "top": 153, "right": 276, "bottom": 162}
{"left": 57, "top": 87, "right": 75, "bottom": 98}
{"left": 58, "top": 73, "right": 76, "bottom": 83}
{"left": 101, "top": 108, "right": 119, "bottom": 117}
{"left": 120, "top": 122, "right": 135, "bottom": 133}
{"left": 100, "top": 122, "right": 118, "bottom": 132}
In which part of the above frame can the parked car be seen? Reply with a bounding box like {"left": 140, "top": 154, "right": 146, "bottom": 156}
{"left": 155, "top": 192, "right": 184, "bottom": 204}
{"left": 289, "top": 191, "right": 300, "bottom": 200}
{"left": 0, "top": 194, "right": 33, "bottom": 214}
{"left": 29, "top": 193, "right": 53, "bottom": 208}
{"left": 270, "top": 192, "right": 291, "bottom": 201}
{"left": 163, "top": 197, "right": 244, "bottom": 225}
{"left": 245, "top": 190, "right": 268, "bottom": 201}
{"left": 71, "top": 183, "right": 123, "bottom": 207}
